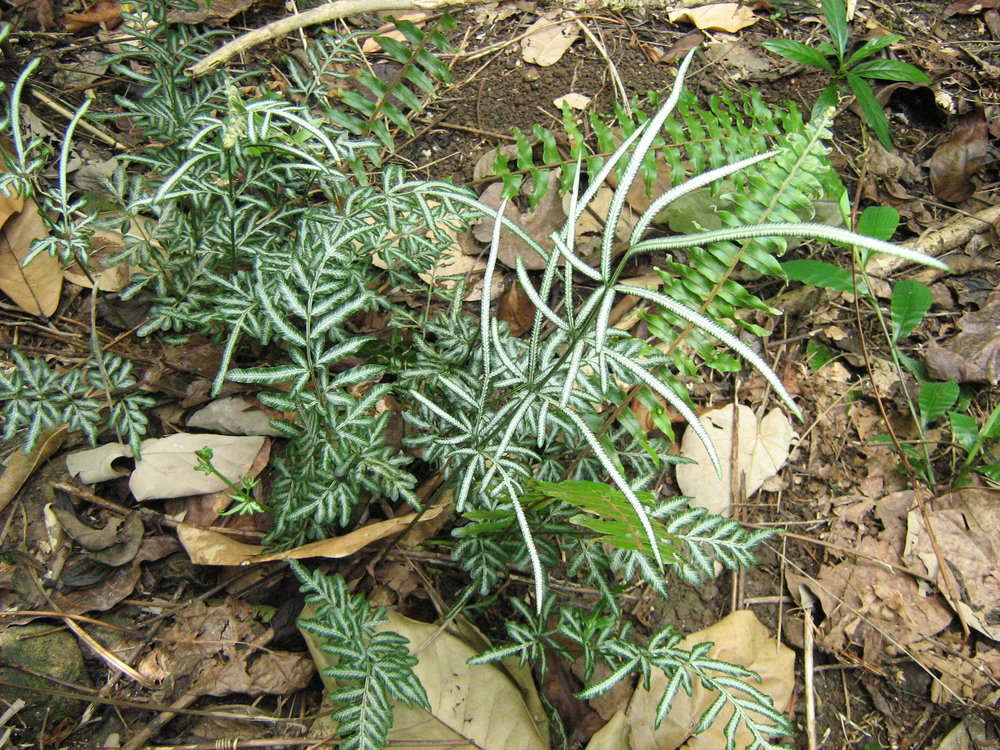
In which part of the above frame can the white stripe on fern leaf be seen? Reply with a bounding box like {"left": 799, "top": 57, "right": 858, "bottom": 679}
{"left": 601, "top": 47, "right": 698, "bottom": 276}
{"left": 630, "top": 151, "right": 777, "bottom": 246}
{"left": 630, "top": 222, "right": 950, "bottom": 271}
{"left": 480, "top": 196, "right": 509, "bottom": 380}
{"left": 598, "top": 345, "right": 721, "bottom": 475}
{"left": 616, "top": 284, "right": 802, "bottom": 420}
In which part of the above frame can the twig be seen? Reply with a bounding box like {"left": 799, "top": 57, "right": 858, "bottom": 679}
{"left": 800, "top": 584, "right": 817, "bottom": 750}
{"left": 31, "top": 88, "right": 128, "bottom": 150}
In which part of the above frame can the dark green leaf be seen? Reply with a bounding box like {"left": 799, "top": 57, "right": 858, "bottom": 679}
{"left": 850, "top": 59, "right": 931, "bottom": 84}
{"left": 762, "top": 40, "right": 834, "bottom": 71}
{"left": 918, "top": 380, "right": 959, "bottom": 425}
{"left": 845, "top": 34, "right": 900, "bottom": 67}
{"left": 781, "top": 258, "right": 856, "bottom": 292}
{"left": 949, "top": 411, "right": 979, "bottom": 453}
{"left": 890, "top": 279, "right": 932, "bottom": 342}
{"left": 856, "top": 205, "right": 899, "bottom": 241}
{"left": 822, "top": 0, "right": 849, "bottom": 59}
{"left": 846, "top": 73, "right": 892, "bottom": 148}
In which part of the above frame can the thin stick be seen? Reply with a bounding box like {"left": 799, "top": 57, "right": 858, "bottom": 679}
{"left": 31, "top": 88, "right": 128, "bottom": 150}
{"left": 801, "top": 585, "right": 817, "bottom": 750}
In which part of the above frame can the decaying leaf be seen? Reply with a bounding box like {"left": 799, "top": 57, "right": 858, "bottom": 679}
{"left": 625, "top": 610, "right": 794, "bottom": 750}
{"left": 926, "top": 290, "right": 1000, "bottom": 384}
{"left": 129, "top": 434, "right": 267, "bottom": 501}
{"left": 63, "top": 1, "right": 122, "bottom": 32}
{"left": 944, "top": 0, "right": 1000, "bottom": 16}
{"left": 187, "top": 396, "right": 284, "bottom": 436}
{"left": 498, "top": 278, "right": 536, "bottom": 337}
{"left": 0, "top": 197, "right": 62, "bottom": 317}
{"left": 362, "top": 12, "right": 432, "bottom": 53}
{"left": 667, "top": 4, "right": 758, "bottom": 33}
{"left": 521, "top": 11, "right": 581, "bottom": 67}
{"left": 553, "top": 92, "right": 591, "bottom": 110}
{"left": 905, "top": 488, "right": 1000, "bottom": 640}
{"left": 65, "top": 442, "right": 132, "bottom": 484}
{"left": 51, "top": 508, "right": 143, "bottom": 566}
{"left": 167, "top": 0, "right": 255, "bottom": 26}
{"left": 176, "top": 506, "right": 444, "bottom": 565}
{"left": 304, "top": 609, "right": 550, "bottom": 749}
{"left": 0, "top": 426, "right": 67, "bottom": 514}
{"left": 928, "top": 107, "right": 990, "bottom": 203}
{"left": 675, "top": 404, "right": 795, "bottom": 517}
{"left": 62, "top": 230, "right": 134, "bottom": 292}
{"left": 474, "top": 182, "right": 567, "bottom": 269}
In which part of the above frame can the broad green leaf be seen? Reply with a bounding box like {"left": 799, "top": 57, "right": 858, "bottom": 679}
{"left": 918, "top": 380, "right": 959, "bottom": 426}
{"left": 982, "top": 403, "right": 1000, "bottom": 439}
{"left": 890, "top": 279, "right": 932, "bottom": 342}
{"left": 781, "top": 258, "right": 856, "bottom": 292}
{"left": 975, "top": 464, "right": 1000, "bottom": 482}
{"left": 847, "top": 73, "right": 892, "bottom": 148}
{"left": 845, "top": 35, "right": 901, "bottom": 67}
{"left": 810, "top": 84, "right": 840, "bottom": 125}
{"left": 806, "top": 339, "right": 836, "bottom": 370}
{"left": 856, "top": 205, "right": 899, "bottom": 241}
{"left": 949, "top": 411, "right": 979, "bottom": 453}
{"left": 850, "top": 59, "right": 931, "bottom": 84}
{"left": 761, "top": 40, "right": 834, "bottom": 71}
{"left": 822, "top": 0, "right": 849, "bottom": 59}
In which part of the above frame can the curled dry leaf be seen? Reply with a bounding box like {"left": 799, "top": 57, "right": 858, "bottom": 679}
{"left": 667, "top": 3, "right": 758, "bottom": 33}
{"left": 63, "top": 1, "right": 122, "bottom": 32}
{"left": 0, "top": 197, "right": 62, "bottom": 317}
{"left": 0, "top": 426, "right": 67, "bottom": 514}
{"left": 65, "top": 442, "right": 132, "bottom": 484}
{"left": 521, "top": 11, "right": 581, "bottom": 67}
{"left": 176, "top": 506, "right": 444, "bottom": 565}
{"left": 474, "top": 182, "right": 567, "bottom": 270}
{"left": 63, "top": 230, "right": 134, "bottom": 292}
{"left": 928, "top": 107, "right": 991, "bottom": 203}
{"left": 675, "top": 404, "right": 795, "bottom": 517}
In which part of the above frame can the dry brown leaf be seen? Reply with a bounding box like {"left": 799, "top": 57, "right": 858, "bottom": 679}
{"left": 521, "top": 12, "right": 581, "bottom": 67}
{"left": 498, "top": 279, "right": 536, "bottom": 337}
{"left": 129, "top": 434, "right": 267, "bottom": 501}
{"left": 668, "top": 3, "right": 758, "bottom": 33}
{"left": 361, "top": 12, "right": 432, "bottom": 53}
{"left": 304, "top": 609, "right": 550, "bottom": 749}
{"left": 625, "top": 610, "right": 794, "bottom": 750}
{"left": 928, "top": 107, "right": 990, "bottom": 203}
{"left": 65, "top": 442, "right": 132, "bottom": 484}
{"left": 177, "top": 505, "right": 444, "bottom": 565}
{"left": 926, "top": 290, "right": 1000, "bottom": 384}
{"left": 944, "top": 0, "right": 1000, "bottom": 16}
{"left": 167, "top": 0, "right": 254, "bottom": 26}
{"left": 675, "top": 404, "right": 795, "bottom": 517}
{"left": 553, "top": 92, "right": 591, "bottom": 110}
{"left": 905, "top": 488, "right": 1000, "bottom": 640}
{"left": 0, "top": 426, "right": 67, "bottom": 513}
{"left": 474, "top": 182, "right": 567, "bottom": 270}
{"left": 0, "top": 198, "right": 62, "bottom": 317}
{"left": 186, "top": 396, "right": 284, "bottom": 436}
{"left": 63, "top": 1, "right": 122, "bottom": 32}
{"left": 63, "top": 229, "right": 134, "bottom": 291}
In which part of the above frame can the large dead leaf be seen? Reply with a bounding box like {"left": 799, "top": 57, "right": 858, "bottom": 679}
{"left": 176, "top": 506, "right": 444, "bottom": 565}
{"left": 668, "top": 4, "right": 758, "bottom": 33}
{"left": 905, "top": 488, "right": 1000, "bottom": 640}
{"left": 625, "top": 610, "right": 794, "bottom": 750}
{"left": 0, "top": 426, "right": 66, "bottom": 514}
{"left": 62, "top": 229, "right": 134, "bottom": 291}
{"left": 521, "top": 12, "right": 580, "bottom": 67}
{"left": 928, "top": 107, "right": 990, "bottom": 203}
{"left": 944, "top": 0, "right": 1000, "bottom": 16}
{"left": 186, "top": 396, "right": 284, "bottom": 436}
{"left": 475, "top": 182, "right": 567, "bottom": 270}
{"left": 303, "top": 608, "right": 549, "bottom": 749}
{"left": 129, "top": 434, "right": 266, "bottom": 501}
{"left": 0, "top": 197, "right": 62, "bottom": 316}
{"left": 926, "top": 290, "right": 1000, "bottom": 384}
{"left": 65, "top": 442, "right": 132, "bottom": 484}
{"left": 166, "top": 0, "right": 254, "bottom": 25}
{"left": 788, "top": 491, "right": 953, "bottom": 662}
{"left": 675, "top": 404, "right": 795, "bottom": 517}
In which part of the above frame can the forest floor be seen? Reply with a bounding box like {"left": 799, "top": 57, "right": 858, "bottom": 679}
{"left": 0, "top": 1, "right": 998, "bottom": 748}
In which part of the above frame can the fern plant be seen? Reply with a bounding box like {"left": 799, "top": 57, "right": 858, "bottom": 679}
{"left": 0, "top": 6, "right": 950, "bottom": 748}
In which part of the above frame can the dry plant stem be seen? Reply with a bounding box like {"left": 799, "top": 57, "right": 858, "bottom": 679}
{"left": 866, "top": 204, "right": 1000, "bottom": 277}
{"left": 801, "top": 585, "right": 817, "bottom": 750}
{"left": 30, "top": 87, "right": 127, "bottom": 150}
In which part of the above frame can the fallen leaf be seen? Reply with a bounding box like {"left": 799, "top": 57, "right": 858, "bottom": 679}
{"left": 553, "top": 92, "right": 591, "bottom": 110}
{"left": 51, "top": 508, "right": 143, "bottom": 566}
{"left": 129, "top": 434, "right": 267, "bottom": 501}
{"left": 625, "top": 610, "right": 794, "bottom": 750}
{"left": 928, "top": 108, "right": 990, "bottom": 203}
{"left": 668, "top": 3, "right": 758, "bottom": 33}
{"left": 703, "top": 41, "right": 771, "bottom": 77}
{"left": 521, "top": 12, "right": 581, "bottom": 67}
{"left": 65, "top": 442, "right": 132, "bottom": 484}
{"left": 675, "top": 404, "right": 795, "bottom": 517}
{"left": 498, "top": 278, "right": 536, "bottom": 337}
{"left": 0, "top": 426, "right": 67, "bottom": 514}
{"left": 361, "top": 12, "right": 432, "bottom": 53}
{"left": 62, "top": 230, "right": 133, "bottom": 291}
{"left": 176, "top": 505, "right": 444, "bottom": 565}
{"left": 0, "top": 198, "right": 62, "bottom": 317}
{"left": 926, "top": 290, "right": 1000, "bottom": 384}
{"left": 167, "top": 0, "right": 254, "bottom": 26}
{"left": 905, "top": 488, "right": 1000, "bottom": 640}
{"left": 474, "top": 183, "right": 567, "bottom": 270}
{"left": 303, "top": 609, "right": 550, "bottom": 749}
{"left": 187, "top": 396, "right": 284, "bottom": 436}
{"left": 63, "top": 1, "right": 122, "bottom": 32}
{"left": 944, "top": 0, "right": 1000, "bottom": 16}
{"left": 656, "top": 32, "right": 705, "bottom": 63}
